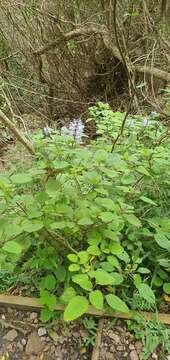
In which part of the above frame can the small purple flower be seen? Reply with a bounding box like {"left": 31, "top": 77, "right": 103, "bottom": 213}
{"left": 150, "top": 111, "right": 157, "bottom": 117}
{"left": 61, "top": 119, "right": 84, "bottom": 143}
{"left": 43, "top": 126, "right": 50, "bottom": 136}
{"left": 142, "top": 117, "right": 149, "bottom": 126}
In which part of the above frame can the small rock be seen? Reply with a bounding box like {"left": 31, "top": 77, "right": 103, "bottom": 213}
{"left": 26, "top": 331, "right": 43, "bottom": 354}
{"left": 73, "top": 332, "right": 80, "bottom": 339}
{"left": 51, "top": 345, "right": 56, "bottom": 354}
{"left": 152, "top": 353, "right": 158, "bottom": 359}
{"left": 117, "top": 345, "right": 125, "bottom": 351}
{"left": 130, "top": 350, "right": 139, "bottom": 360}
{"left": 123, "top": 352, "right": 128, "bottom": 357}
{"left": 107, "top": 331, "right": 120, "bottom": 343}
{"left": 17, "top": 342, "right": 24, "bottom": 351}
{"left": 135, "top": 341, "right": 143, "bottom": 351}
{"left": 21, "top": 338, "right": 27, "bottom": 346}
{"left": 38, "top": 327, "right": 47, "bottom": 337}
{"left": 1, "top": 314, "right": 5, "bottom": 320}
{"left": 166, "top": 356, "right": 170, "bottom": 360}
{"left": 3, "top": 329, "right": 18, "bottom": 342}
{"left": 30, "top": 312, "right": 37, "bottom": 321}
{"left": 129, "top": 344, "right": 135, "bottom": 350}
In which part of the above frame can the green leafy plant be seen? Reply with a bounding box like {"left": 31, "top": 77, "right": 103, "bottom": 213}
{"left": 0, "top": 103, "right": 169, "bottom": 322}
{"left": 127, "top": 317, "right": 170, "bottom": 359}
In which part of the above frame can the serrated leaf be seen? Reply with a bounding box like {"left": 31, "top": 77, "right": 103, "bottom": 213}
{"left": 89, "top": 290, "right": 103, "bottom": 310}
{"left": 106, "top": 294, "right": 129, "bottom": 313}
{"left": 163, "top": 283, "right": 170, "bottom": 294}
{"left": 136, "top": 283, "right": 155, "bottom": 304}
{"left": 3, "top": 241, "right": 22, "bottom": 254}
{"left": 72, "top": 274, "right": 92, "bottom": 291}
{"left": 64, "top": 296, "right": 89, "bottom": 321}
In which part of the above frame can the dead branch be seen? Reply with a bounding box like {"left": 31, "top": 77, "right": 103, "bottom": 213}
{"left": 0, "top": 109, "right": 35, "bottom": 155}
{"left": 34, "top": 25, "right": 170, "bottom": 83}
{"left": 91, "top": 319, "right": 104, "bottom": 360}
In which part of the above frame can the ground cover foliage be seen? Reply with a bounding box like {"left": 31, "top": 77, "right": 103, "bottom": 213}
{"left": 0, "top": 104, "right": 169, "bottom": 327}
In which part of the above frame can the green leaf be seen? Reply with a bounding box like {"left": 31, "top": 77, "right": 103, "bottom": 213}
{"left": 158, "top": 269, "right": 168, "bottom": 280}
{"left": 137, "top": 267, "right": 150, "bottom": 274}
{"left": 140, "top": 196, "right": 157, "bottom": 206}
{"left": 89, "top": 290, "right": 103, "bottom": 310}
{"left": 39, "top": 290, "right": 56, "bottom": 311}
{"left": 87, "top": 245, "right": 101, "bottom": 256}
{"left": 64, "top": 296, "right": 89, "bottom": 321}
{"left": 44, "top": 274, "right": 56, "bottom": 291}
{"left": 110, "top": 272, "right": 124, "bottom": 285}
{"left": 137, "top": 166, "right": 150, "bottom": 176}
{"left": 78, "top": 251, "right": 89, "bottom": 264}
{"left": 133, "top": 274, "right": 142, "bottom": 287}
{"left": 69, "top": 264, "right": 80, "bottom": 272}
{"left": 99, "top": 212, "right": 115, "bottom": 223}
{"left": 40, "top": 307, "right": 52, "bottom": 323}
{"left": 11, "top": 173, "right": 32, "bottom": 184}
{"left": 125, "top": 214, "right": 141, "bottom": 227}
{"left": 67, "top": 254, "right": 78, "bottom": 263}
{"left": 78, "top": 217, "right": 93, "bottom": 226}
{"left": 107, "top": 256, "right": 120, "bottom": 270}
{"left": 3, "top": 241, "right": 22, "bottom": 254}
{"left": 60, "top": 287, "right": 76, "bottom": 304}
{"left": 110, "top": 242, "right": 123, "bottom": 255}
{"left": 117, "top": 251, "right": 130, "bottom": 263}
{"left": 105, "top": 294, "right": 129, "bottom": 313}
{"left": 153, "top": 276, "right": 163, "bottom": 287}
{"left": 72, "top": 274, "right": 92, "bottom": 291}
{"left": 154, "top": 233, "right": 170, "bottom": 250}
{"left": 22, "top": 220, "right": 43, "bottom": 233}
{"left": 55, "top": 265, "right": 66, "bottom": 282}
{"left": 45, "top": 179, "right": 58, "bottom": 193}
{"left": 163, "top": 283, "right": 170, "bottom": 294}
{"left": 94, "top": 269, "right": 115, "bottom": 285}
{"left": 136, "top": 283, "right": 155, "bottom": 304}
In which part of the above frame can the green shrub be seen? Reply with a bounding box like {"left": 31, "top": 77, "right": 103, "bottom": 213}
{"left": 0, "top": 103, "right": 169, "bottom": 322}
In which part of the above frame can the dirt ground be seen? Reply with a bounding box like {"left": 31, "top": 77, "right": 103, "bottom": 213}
{"left": 0, "top": 306, "right": 168, "bottom": 360}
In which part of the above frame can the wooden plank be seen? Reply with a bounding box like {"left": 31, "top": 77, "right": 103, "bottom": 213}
{"left": 0, "top": 294, "right": 169, "bottom": 324}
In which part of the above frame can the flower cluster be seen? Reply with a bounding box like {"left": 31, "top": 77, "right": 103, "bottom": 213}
{"left": 61, "top": 119, "right": 85, "bottom": 143}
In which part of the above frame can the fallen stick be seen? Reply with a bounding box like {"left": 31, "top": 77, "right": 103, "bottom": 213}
{"left": 91, "top": 319, "right": 104, "bottom": 360}
{"left": 0, "top": 109, "right": 35, "bottom": 155}
{"left": 0, "top": 295, "right": 169, "bottom": 325}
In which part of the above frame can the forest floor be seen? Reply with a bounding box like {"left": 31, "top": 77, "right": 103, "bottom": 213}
{"left": 0, "top": 305, "right": 167, "bottom": 360}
